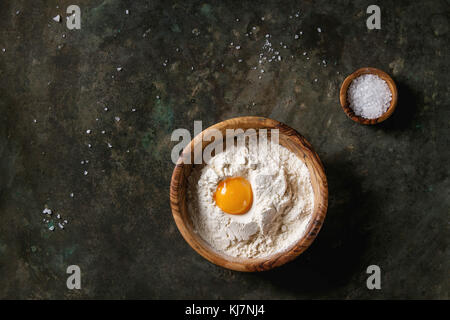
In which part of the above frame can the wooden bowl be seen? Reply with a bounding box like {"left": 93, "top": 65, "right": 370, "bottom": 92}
{"left": 170, "top": 117, "right": 328, "bottom": 272}
{"left": 339, "top": 67, "right": 398, "bottom": 125}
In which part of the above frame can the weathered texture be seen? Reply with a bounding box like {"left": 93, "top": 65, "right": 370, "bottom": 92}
{"left": 0, "top": 0, "right": 448, "bottom": 299}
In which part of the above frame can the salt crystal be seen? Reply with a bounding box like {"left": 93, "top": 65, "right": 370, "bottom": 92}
{"left": 117, "top": 67, "right": 122, "bottom": 71}
{"left": 317, "top": 27, "right": 322, "bottom": 33}
{"left": 86, "top": 129, "right": 91, "bottom": 134}
{"left": 115, "top": 116, "right": 120, "bottom": 122}
{"left": 294, "top": 34, "right": 299, "bottom": 39}
{"left": 53, "top": 15, "right": 61, "bottom": 22}
{"left": 125, "top": 9, "right": 129, "bottom": 15}
{"left": 84, "top": 170, "right": 88, "bottom": 175}
{"left": 2, "top": 48, "right": 5, "bottom": 52}
{"left": 70, "top": 193, "right": 74, "bottom": 198}
{"left": 347, "top": 74, "right": 392, "bottom": 119}
{"left": 58, "top": 223, "right": 64, "bottom": 229}
{"left": 235, "top": 45, "right": 240, "bottom": 50}
{"left": 43, "top": 208, "right": 52, "bottom": 215}
{"left": 57, "top": 214, "right": 61, "bottom": 219}
{"left": 49, "top": 225, "right": 55, "bottom": 231}
{"left": 107, "top": 143, "right": 112, "bottom": 148}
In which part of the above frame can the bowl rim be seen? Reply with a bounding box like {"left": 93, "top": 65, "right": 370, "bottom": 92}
{"left": 339, "top": 67, "right": 398, "bottom": 125}
{"left": 170, "top": 116, "right": 328, "bottom": 272}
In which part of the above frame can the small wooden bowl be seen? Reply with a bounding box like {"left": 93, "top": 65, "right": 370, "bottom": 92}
{"left": 170, "top": 117, "right": 328, "bottom": 272}
{"left": 339, "top": 67, "right": 398, "bottom": 125}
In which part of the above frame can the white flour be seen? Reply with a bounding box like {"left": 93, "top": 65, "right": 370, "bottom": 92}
{"left": 187, "top": 140, "right": 314, "bottom": 258}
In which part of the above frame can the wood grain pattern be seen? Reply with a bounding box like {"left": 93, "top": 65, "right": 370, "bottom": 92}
{"left": 339, "top": 67, "right": 398, "bottom": 125}
{"left": 170, "top": 117, "right": 328, "bottom": 272}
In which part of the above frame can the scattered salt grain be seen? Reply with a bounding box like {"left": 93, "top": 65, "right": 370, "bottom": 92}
{"left": 2, "top": 48, "right": 6, "bottom": 52}
{"left": 70, "top": 193, "right": 74, "bottom": 198}
{"left": 117, "top": 67, "right": 122, "bottom": 72}
{"left": 107, "top": 143, "right": 112, "bottom": 148}
{"left": 48, "top": 225, "right": 55, "bottom": 231}
{"left": 57, "top": 214, "right": 61, "bottom": 219}
{"left": 347, "top": 74, "right": 392, "bottom": 119}
{"left": 86, "top": 129, "right": 91, "bottom": 134}
{"left": 84, "top": 170, "right": 88, "bottom": 175}
{"left": 125, "top": 9, "right": 129, "bottom": 15}
{"left": 43, "top": 208, "right": 52, "bottom": 215}
{"left": 53, "top": 15, "right": 61, "bottom": 22}
{"left": 114, "top": 116, "right": 120, "bottom": 122}
{"left": 317, "top": 27, "right": 322, "bottom": 33}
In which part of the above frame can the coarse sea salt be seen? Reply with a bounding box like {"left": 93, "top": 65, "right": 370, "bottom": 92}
{"left": 347, "top": 74, "right": 392, "bottom": 119}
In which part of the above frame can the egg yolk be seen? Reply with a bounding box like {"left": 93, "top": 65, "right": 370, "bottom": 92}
{"left": 214, "top": 177, "right": 253, "bottom": 215}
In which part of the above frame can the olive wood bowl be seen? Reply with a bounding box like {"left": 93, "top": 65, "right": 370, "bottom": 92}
{"left": 170, "top": 117, "right": 328, "bottom": 272}
{"left": 339, "top": 67, "right": 398, "bottom": 125}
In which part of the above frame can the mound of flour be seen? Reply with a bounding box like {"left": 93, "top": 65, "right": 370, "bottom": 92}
{"left": 187, "top": 140, "right": 314, "bottom": 258}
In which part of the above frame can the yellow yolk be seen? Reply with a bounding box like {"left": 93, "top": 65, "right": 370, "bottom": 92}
{"left": 214, "top": 177, "right": 253, "bottom": 215}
